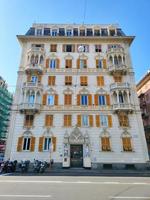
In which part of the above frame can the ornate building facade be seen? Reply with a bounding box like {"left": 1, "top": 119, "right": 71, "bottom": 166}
{"left": 5, "top": 23, "right": 149, "bottom": 169}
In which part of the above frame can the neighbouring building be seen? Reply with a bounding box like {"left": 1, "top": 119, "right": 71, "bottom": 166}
{"left": 5, "top": 23, "right": 149, "bottom": 169}
{"left": 137, "top": 71, "right": 150, "bottom": 158}
{"left": 0, "top": 76, "right": 13, "bottom": 162}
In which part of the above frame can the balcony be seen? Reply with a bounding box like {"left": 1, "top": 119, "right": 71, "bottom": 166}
{"left": 112, "top": 103, "right": 134, "bottom": 113}
{"left": 110, "top": 82, "right": 130, "bottom": 91}
{"left": 25, "top": 64, "right": 43, "bottom": 74}
{"left": 23, "top": 82, "right": 43, "bottom": 91}
{"left": 108, "top": 64, "right": 128, "bottom": 75}
{"left": 107, "top": 47, "right": 124, "bottom": 55}
{"left": 27, "top": 47, "right": 45, "bottom": 54}
{"left": 19, "top": 103, "right": 41, "bottom": 113}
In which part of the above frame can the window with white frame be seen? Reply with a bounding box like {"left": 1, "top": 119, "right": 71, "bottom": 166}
{"left": 50, "top": 59, "right": 56, "bottom": 69}
{"left": 98, "top": 95, "right": 106, "bottom": 105}
{"left": 43, "top": 137, "right": 51, "bottom": 151}
{"left": 52, "top": 29, "right": 57, "bottom": 36}
{"left": 66, "top": 29, "right": 72, "bottom": 36}
{"left": 100, "top": 115, "right": 108, "bottom": 127}
{"left": 37, "top": 29, "right": 42, "bottom": 36}
{"left": 23, "top": 137, "right": 31, "bottom": 151}
{"left": 82, "top": 115, "right": 89, "bottom": 126}
{"left": 28, "top": 94, "right": 35, "bottom": 104}
{"left": 47, "top": 95, "right": 54, "bottom": 105}
{"left": 81, "top": 95, "right": 88, "bottom": 105}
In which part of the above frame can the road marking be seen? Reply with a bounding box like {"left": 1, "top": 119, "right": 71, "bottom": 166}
{"left": 0, "top": 194, "right": 51, "bottom": 198}
{"left": 110, "top": 197, "right": 150, "bottom": 199}
{"left": 0, "top": 180, "right": 150, "bottom": 185}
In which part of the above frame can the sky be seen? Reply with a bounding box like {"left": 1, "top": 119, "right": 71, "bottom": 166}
{"left": 0, "top": 0, "right": 150, "bottom": 93}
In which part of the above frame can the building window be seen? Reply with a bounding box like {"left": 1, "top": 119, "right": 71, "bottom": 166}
{"left": 81, "top": 95, "right": 88, "bottom": 105}
{"left": 109, "top": 29, "right": 115, "bottom": 36}
{"left": 87, "top": 28, "right": 93, "bottom": 36}
{"left": 94, "top": 30, "right": 100, "bottom": 36}
{"left": 45, "top": 115, "right": 53, "bottom": 127}
{"left": 24, "top": 115, "right": 34, "bottom": 127}
{"left": 101, "top": 137, "right": 111, "bottom": 151}
{"left": 80, "top": 29, "right": 85, "bottom": 36}
{"left": 64, "top": 94, "right": 72, "bottom": 105}
{"left": 44, "top": 28, "right": 50, "bottom": 36}
{"left": 52, "top": 29, "right": 57, "bottom": 36}
{"left": 95, "top": 45, "right": 101, "bottom": 52}
{"left": 80, "top": 76, "right": 88, "bottom": 86}
{"left": 50, "top": 59, "right": 56, "bottom": 68}
{"left": 96, "top": 60, "right": 102, "bottom": 68}
{"left": 77, "top": 44, "right": 89, "bottom": 52}
{"left": 82, "top": 115, "right": 89, "bottom": 126}
{"left": 50, "top": 44, "right": 57, "bottom": 52}
{"left": 64, "top": 115, "right": 72, "bottom": 127}
{"left": 65, "top": 76, "right": 72, "bottom": 85}
{"left": 47, "top": 95, "right": 54, "bottom": 105}
{"left": 37, "top": 29, "right": 42, "bottom": 36}
{"left": 43, "top": 137, "right": 51, "bottom": 151}
{"left": 119, "top": 93, "right": 124, "bottom": 103}
{"left": 101, "top": 28, "right": 108, "bottom": 36}
{"left": 66, "top": 45, "right": 72, "bottom": 52}
{"left": 59, "top": 28, "right": 65, "bottom": 36}
{"left": 98, "top": 95, "right": 106, "bottom": 105}
{"left": 78, "top": 59, "right": 87, "bottom": 69}
{"left": 97, "top": 76, "right": 104, "bottom": 86}
{"left": 73, "top": 28, "right": 78, "bottom": 36}
{"left": 66, "top": 29, "right": 72, "bottom": 36}
{"left": 113, "top": 75, "right": 122, "bottom": 83}
{"left": 28, "top": 94, "right": 35, "bottom": 104}
{"left": 31, "top": 76, "right": 37, "bottom": 83}
{"left": 122, "top": 137, "right": 132, "bottom": 152}
{"left": 23, "top": 137, "right": 31, "bottom": 151}
{"left": 118, "top": 113, "right": 129, "bottom": 127}
{"left": 65, "top": 59, "right": 72, "bottom": 68}
{"left": 48, "top": 76, "right": 55, "bottom": 86}
{"left": 100, "top": 115, "right": 108, "bottom": 127}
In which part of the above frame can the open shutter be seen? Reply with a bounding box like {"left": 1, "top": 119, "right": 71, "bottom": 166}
{"left": 96, "top": 59, "right": 99, "bottom": 68}
{"left": 77, "top": 115, "right": 81, "bottom": 127}
{"left": 56, "top": 58, "right": 60, "bottom": 69}
{"left": 77, "top": 94, "right": 80, "bottom": 105}
{"left": 89, "top": 115, "right": 93, "bottom": 127}
{"left": 17, "top": 136, "right": 23, "bottom": 152}
{"left": 106, "top": 95, "right": 110, "bottom": 105}
{"left": 88, "top": 94, "right": 92, "bottom": 106}
{"left": 103, "top": 59, "right": 107, "bottom": 69}
{"left": 52, "top": 137, "right": 56, "bottom": 152}
{"left": 77, "top": 59, "right": 80, "bottom": 69}
{"left": 42, "top": 94, "right": 47, "bottom": 105}
{"left": 38, "top": 136, "right": 44, "bottom": 152}
{"left": 30, "top": 136, "right": 35, "bottom": 152}
{"left": 95, "top": 94, "right": 98, "bottom": 106}
{"left": 46, "top": 58, "right": 49, "bottom": 68}
{"left": 96, "top": 115, "right": 100, "bottom": 127}
{"left": 55, "top": 94, "right": 58, "bottom": 105}
{"left": 108, "top": 115, "right": 112, "bottom": 127}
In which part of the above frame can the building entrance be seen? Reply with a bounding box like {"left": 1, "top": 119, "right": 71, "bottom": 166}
{"left": 70, "top": 145, "right": 83, "bottom": 167}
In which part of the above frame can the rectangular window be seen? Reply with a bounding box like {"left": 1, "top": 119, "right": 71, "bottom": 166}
{"left": 96, "top": 60, "right": 102, "bottom": 68}
{"left": 82, "top": 115, "right": 88, "bottom": 126}
{"left": 64, "top": 94, "right": 72, "bottom": 105}
{"left": 50, "top": 44, "right": 57, "bottom": 52}
{"left": 101, "top": 137, "right": 111, "bottom": 151}
{"left": 65, "top": 59, "right": 72, "bottom": 68}
{"left": 80, "top": 29, "right": 85, "bottom": 36}
{"left": 47, "top": 95, "right": 54, "bottom": 105}
{"left": 66, "top": 45, "right": 72, "bottom": 52}
{"left": 101, "top": 28, "right": 108, "bottom": 36}
{"left": 100, "top": 115, "right": 108, "bottom": 127}
{"left": 73, "top": 28, "right": 78, "bottom": 36}
{"left": 44, "top": 137, "right": 51, "bottom": 151}
{"left": 52, "top": 29, "right": 57, "bottom": 36}
{"left": 24, "top": 115, "right": 34, "bottom": 127}
{"left": 23, "top": 137, "right": 31, "bottom": 151}
{"left": 44, "top": 28, "right": 50, "bottom": 36}
{"left": 98, "top": 95, "right": 106, "bottom": 105}
{"left": 97, "top": 76, "right": 104, "bottom": 86}
{"left": 45, "top": 115, "right": 53, "bottom": 127}
{"left": 81, "top": 95, "right": 88, "bottom": 105}
{"left": 95, "top": 45, "right": 102, "bottom": 52}
{"left": 37, "top": 29, "right": 42, "bottom": 36}
{"left": 66, "top": 29, "right": 72, "bottom": 36}
{"left": 122, "top": 137, "right": 132, "bottom": 151}
{"left": 65, "top": 76, "right": 72, "bottom": 85}
{"left": 94, "top": 30, "right": 100, "bottom": 36}
{"left": 28, "top": 94, "right": 35, "bottom": 104}
{"left": 59, "top": 28, "right": 65, "bottom": 36}
{"left": 48, "top": 76, "right": 55, "bottom": 86}
{"left": 80, "top": 76, "right": 88, "bottom": 86}
{"left": 50, "top": 59, "right": 56, "bottom": 68}
{"left": 77, "top": 45, "right": 89, "bottom": 52}
{"left": 87, "top": 28, "right": 93, "bottom": 36}
{"left": 80, "top": 59, "right": 87, "bottom": 68}
{"left": 31, "top": 76, "right": 37, "bottom": 83}
{"left": 64, "top": 115, "right": 72, "bottom": 127}
{"left": 109, "top": 29, "right": 115, "bottom": 36}
{"left": 114, "top": 75, "right": 122, "bottom": 83}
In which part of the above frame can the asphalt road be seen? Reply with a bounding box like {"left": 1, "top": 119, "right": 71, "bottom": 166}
{"left": 0, "top": 175, "right": 150, "bottom": 200}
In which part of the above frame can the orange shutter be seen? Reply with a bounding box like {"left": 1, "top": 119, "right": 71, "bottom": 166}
{"left": 42, "top": 94, "right": 47, "bottom": 105}
{"left": 30, "top": 136, "right": 35, "bottom": 152}
{"left": 108, "top": 115, "right": 112, "bottom": 127}
{"left": 48, "top": 76, "right": 51, "bottom": 85}
{"left": 46, "top": 58, "right": 49, "bottom": 68}
{"left": 55, "top": 94, "right": 58, "bottom": 105}
{"left": 96, "top": 115, "right": 100, "bottom": 127}
{"left": 103, "top": 59, "right": 107, "bottom": 69}
{"left": 122, "top": 137, "right": 132, "bottom": 151}
{"left": 89, "top": 115, "right": 93, "bottom": 127}
{"left": 84, "top": 59, "right": 87, "bottom": 68}
{"left": 38, "top": 136, "right": 44, "bottom": 152}
{"left": 17, "top": 136, "right": 23, "bottom": 152}
{"left": 77, "top": 59, "right": 80, "bottom": 69}
{"left": 56, "top": 59, "right": 60, "bottom": 68}
{"left": 77, "top": 94, "right": 80, "bottom": 105}
{"left": 88, "top": 94, "right": 92, "bottom": 105}
{"left": 101, "top": 137, "right": 110, "bottom": 151}
{"left": 52, "top": 137, "right": 56, "bottom": 151}
{"left": 97, "top": 76, "right": 101, "bottom": 86}
{"left": 106, "top": 95, "right": 110, "bottom": 105}
{"left": 77, "top": 115, "right": 81, "bottom": 127}
{"left": 48, "top": 76, "right": 55, "bottom": 86}
{"left": 96, "top": 59, "right": 99, "bottom": 68}
{"left": 95, "top": 94, "right": 98, "bottom": 105}
{"left": 97, "top": 76, "right": 104, "bottom": 86}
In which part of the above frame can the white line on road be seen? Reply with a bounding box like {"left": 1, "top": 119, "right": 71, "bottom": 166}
{"left": 0, "top": 194, "right": 51, "bottom": 198}
{"left": 110, "top": 197, "right": 150, "bottom": 199}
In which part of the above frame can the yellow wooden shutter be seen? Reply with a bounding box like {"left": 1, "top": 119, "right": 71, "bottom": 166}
{"left": 55, "top": 94, "right": 58, "bottom": 105}
{"left": 68, "top": 115, "right": 71, "bottom": 126}
{"left": 77, "top": 94, "right": 80, "bottom": 105}
{"left": 56, "top": 59, "right": 60, "bottom": 68}
{"left": 95, "top": 94, "right": 98, "bottom": 106}
{"left": 108, "top": 115, "right": 112, "bottom": 127}
{"left": 77, "top": 59, "right": 80, "bottom": 69}
{"left": 77, "top": 115, "right": 81, "bottom": 127}
{"left": 89, "top": 115, "right": 93, "bottom": 127}
{"left": 96, "top": 59, "right": 99, "bottom": 68}
{"left": 88, "top": 94, "right": 92, "bottom": 105}
{"left": 106, "top": 95, "right": 110, "bottom": 105}
{"left": 38, "top": 136, "right": 44, "bottom": 152}
{"left": 96, "top": 115, "right": 100, "bottom": 127}
{"left": 30, "top": 136, "right": 35, "bottom": 152}
{"left": 42, "top": 94, "right": 47, "bottom": 105}
{"left": 52, "top": 137, "right": 56, "bottom": 152}
{"left": 103, "top": 59, "right": 107, "bottom": 69}
{"left": 97, "top": 76, "right": 101, "bottom": 86}
{"left": 17, "top": 136, "right": 23, "bottom": 152}
{"left": 46, "top": 58, "right": 49, "bottom": 68}
{"left": 84, "top": 59, "right": 87, "bottom": 68}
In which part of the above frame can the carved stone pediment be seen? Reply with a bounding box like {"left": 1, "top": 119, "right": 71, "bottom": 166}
{"left": 96, "top": 88, "right": 107, "bottom": 94}
{"left": 46, "top": 88, "right": 56, "bottom": 94}
{"left": 100, "top": 128, "right": 110, "bottom": 137}
{"left": 79, "top": 87, "right": 89, "bottom": 94}
{"left": 69, "top": 126, "right": 84, "bottom": 144}
{"left": 63, "top": 87, "right": 73, "bottom": 94}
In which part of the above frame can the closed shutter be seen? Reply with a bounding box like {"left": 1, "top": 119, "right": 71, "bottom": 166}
{"left": 48, "top": 76, "right": 55, "bottom": 86}
{"left": 106, "top": 95, "right": 110, "bottom": 105}
{"left": 77, "top": 115, "right": 81, "bottom": 127}
{"left": 108, "top": 115, "right": 112, "bottom": 127}
{"left": 55, "top": 94, "right": 58, "bottom": 105}
{"left": 122, "top": 137, "right": 132, "bottom": 151}
{"left": 66, "top": 59, "right": 72, "bottom": 68}
{"left": 42, "top": 94, "right": 47, "bottom": 105}
{"left": 96, "top": 115, "right": 100, "bottom": 127}
{"left": 17, "top": 136, "right": 23, "bottom": 152}
{"left": 103, "top": 59, "right": 107, "bottom": 69}
{"left": 64, "top": 94, "right": 72, "bottom": 105}
{"left": 77, "top": 59, "right": 80, "bottom": 69}
{"left": 38, "top": 136, "right": 44, "bottom": 152}
{"left": 52, "top": 137, "right": 56, "bottom": 151}
{"left": 30, "top": 136, "right": 35, "bottom": 152}
{"left": 89, "top": 115, "right": 93, "bottom": 127}
{"left": 94, "top": 94, "right": 98, "bottom": 105}
{"left": 97, "top": 76, "right": 104, "bottom": 86}
{"left": 88, "top": 94, "right": 92, "bottom": 105}
{"left": 101, "top": 137, "right": 110, "bottom": 151}
{"left": 77, "top": 94, "right": 80, "bottom": 105}
{"left": 45, "top": 115, "right": 53, "bottom": 126}
{"left": 46, "top": 58, "right": 49, "bottom": 68}
{"left": 56, "top": 59, "right": 60, "bottom": 68}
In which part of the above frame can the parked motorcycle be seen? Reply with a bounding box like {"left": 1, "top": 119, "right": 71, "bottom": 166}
{"left": 0, "top": 160, "right": 17, "bottom": 173}
{"left": 33, "top": 160, "right": 41, "bottom": 173}
{"left": 39, "top": 161, "right": 47, "bottom": 173}
{"left": 19, "top": 160, "right": 30, "bottom": 173}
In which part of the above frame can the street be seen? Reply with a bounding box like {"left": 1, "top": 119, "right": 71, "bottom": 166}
{"left": 0, "top": 175, "right": 150, "bottom": 200}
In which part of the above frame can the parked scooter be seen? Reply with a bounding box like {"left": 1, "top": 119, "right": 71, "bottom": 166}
{"left": 39, "top": 161, "right": 47, "bottom": 173}
{"left": 0, "top": 160, "right": 17, "bottom": 173}
{"left": 19, "top": 160, "right": 30, "bottom": 173}
{"left": 33, "top": 160, "right": 41, "bottom": 173}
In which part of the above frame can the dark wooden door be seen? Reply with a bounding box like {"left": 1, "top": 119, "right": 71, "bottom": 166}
{"left": 70, "top": 145, "right": 83, "bottom": 167}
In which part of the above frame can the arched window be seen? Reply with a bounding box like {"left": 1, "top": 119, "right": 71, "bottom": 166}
{"left": 30, "top": 55, "right": 35, "bottom": 64}
{"left": 118, "top": 112, "right": 129, "bottom": 127}
{"left": 109, "top": 56, "right": 113, "bottom": 65}
{"left": 101, "top": 136, "right": 111, "bottom": 151}
{"left": 35, "top": 55, "right": 39, "bottom": 64}
{"left": 122, "top": 134, "right": 132, "bottom": 152}
{"left": 39, "top": 55, "right": 44, "bottom": 64}
{"left": 114, "top": 55, "right": 118, "bottom": 65}
{"left": 118, "top": 55, "right": 122, "bottom": 64}
{"left": 119, "top": 92, "right": 124, "bottom": 103}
